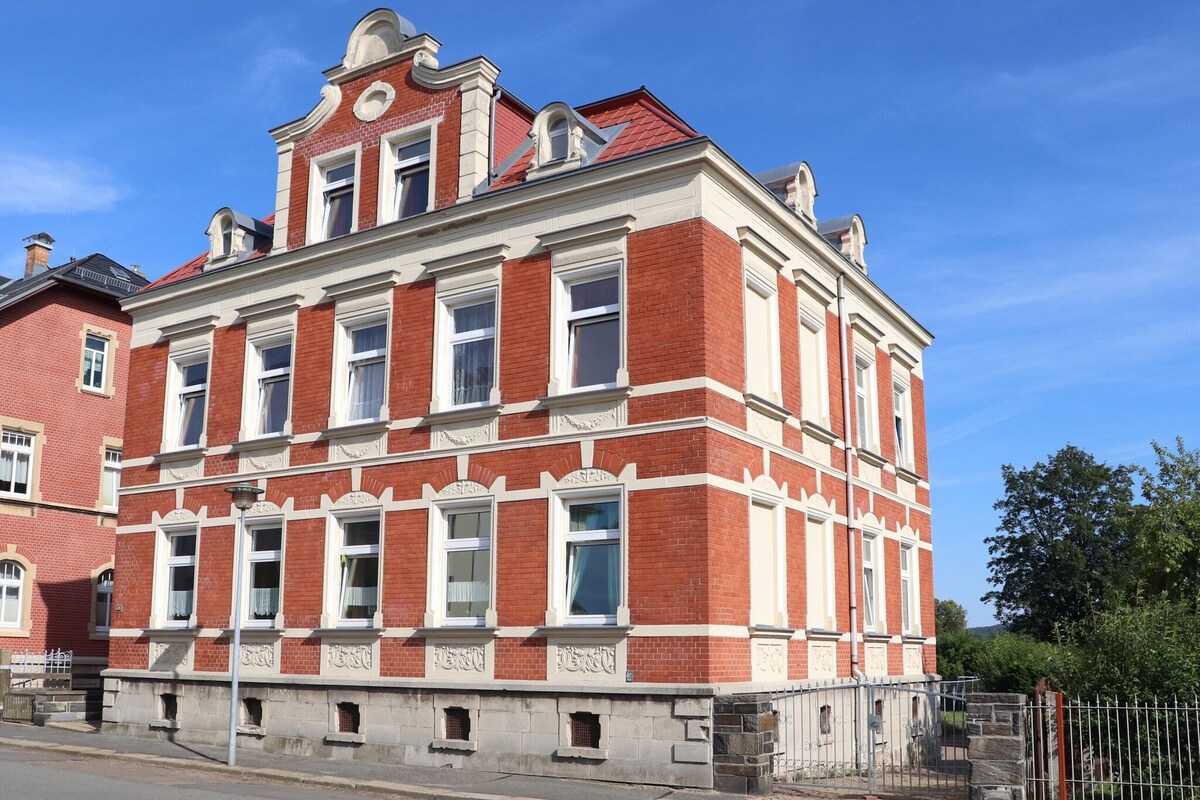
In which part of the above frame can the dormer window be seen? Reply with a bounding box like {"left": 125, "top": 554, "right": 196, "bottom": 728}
{"left": 323, "top": 161, "right": 356, "bottom": 239}
{"left": 204, "top": 208, "right": 273, "bottom": 268}
{"left": 547, "top": 118, "right": 569, "bottom": 162}
{"left": 394, "top": 139, "right": 431, "bottom": 220}
{"left": 526, "top": 102, "right": 615, "bottom": 181}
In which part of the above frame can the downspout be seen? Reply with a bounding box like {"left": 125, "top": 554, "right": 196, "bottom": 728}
{"left": 486, "top": 87, "right": 502, "bottom": 187}
{"left": 837, "top": 271, "right": 865, "bottom": 682}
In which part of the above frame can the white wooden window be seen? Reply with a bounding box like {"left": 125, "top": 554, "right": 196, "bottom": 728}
{"left": 254, "top": 339, "right": 292, "bottom": 436}
{"left": 566, "top": 273, "right": 620, "bottom": 391}
{"left": 393, "top": 138, "right": 431, "bottom": 220}
{"left": 83, "top": 334, "right": 109, "bottom": 392}
{"left": 94, "top": 569, "right": 114, "bottom": 631}
{"left": 163, "top": 531, "right": 198, "bottom": 628}
{"left": 749, "top": 499, "right": 785, "bottom": 627}
{"left": 245, "top": 526, "right": 282, "bottom": 627}
{"left": 799, "top": 311, "right": 829, "bottom": 426}
{"left": 855, "top": 356, "right": 877, "bottom": 451}
{"left": 322, "top": 160, "right": 356, "bottom": 240}
{"left": 564, "top": 498, "right": 621, "bottom": 624}
{"left": 0, "top": 430, "right": 33, "bottom": 498}
{"left": 336, "top": 517, "right": 380, "bottom": 626}
{"left": 547, "top": 118, "right": 569, "bottom": 162}
{"left": 744, "top": 274, "right": 780, "bottom": 402}
{"left": 101, "top": 448, "right": 121, "bottom": 510}
{"left": 900, "top": 543, "right": 917, "bottom": 634}
{"left": 805, "top": 515, "right": 836, "bottom": 630}
{"left": 894, "top": 381, "right": 912, "bottom": 469}
{"left": 861, "top": 532, "right": 884, "bottom": 633}
{"left": 447, "top": 297, "right": 496, "bottom": 407}
{"left": 441, "top": 507, "right": 491, "bottom": 625}
{"left": 0, "top": 560, "right": 23, "bottom": 628}
{"left": 344, "top": 321, "right": 387, "bottom": 422}
{"left": 174, "top": 356, "right": 209, "bottom": 448}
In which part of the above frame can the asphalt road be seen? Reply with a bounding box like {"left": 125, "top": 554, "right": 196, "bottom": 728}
{"left": 0, "top": 746, "right": 392, "bottom": 800}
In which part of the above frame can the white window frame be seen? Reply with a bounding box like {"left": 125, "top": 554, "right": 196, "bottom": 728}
{"left": 548, "top": 488, "right": 626, "bottom": 627}
{"left": 0, "top": 429, "right": 34, "bottom": 500}
{"left": 307, "top": 145, "right": 361, "bottom": 245}
{"left": 427, "top": 500, "right": 495, "bottom": 628}
{"left": 743, "top": 271, "right": 782, "bottom": 405}
{"left": 437, "top": 290, "right": 498, "bottom": 411}
{"left": 324, "top": 513, "right": 382, "bottom": 629}
{"left": 240, "top": 522, "right": 284, "bottom": 629}
{"left": 553, "top": 264, "right": 624, "bottom": 394}
{"left": 154, "top": 527, "right": 199, "bottom": 630}
{"left": 377, "top": 121, "right": 440, "bottom": 226}
{"left": 805, "top": 512, "right": 837, "bottom": 631}
{"left": 748, "top": 494, "right": 787, "bottom": 628}
{"left": 248, "top": 335, "right": 293, "bottom": 438}
{"left": 799, "top": 309, "right": 830, "bottom": 427}
{"left": 392, "top": 138, "right": 431, "bottom": 221}
{"left": 0, "top": 559, "right": 25, "bottom": 630}
{"left": 893, "top": 379, "right": 913, "bottom": 470}
{"left": 335, "top": 314, "right": 389, "bottom": 426}
{"left": 854, "top": 354, "right": 878, "bottom": 452}
{"left": 169, "top": 353, "right": 209, "bottom": 450}
{"left": 101, "top": 447, "right": 121, "bottom": 511}
{"left": 900, "top": 542, "right": 918, "bottom": 635}
{"left": 861, "top": 531, "right": 885, "bottom": 634}
{"left": 94, "top": 568, "right": 114, "bottom": 633}
{"left": 82, "top": 333, "right": 109, "bottom": 393}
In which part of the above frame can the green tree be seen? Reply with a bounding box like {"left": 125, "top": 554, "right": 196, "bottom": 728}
{"left": 935, "top": 598, "right": 967, "bottom": 635}
{"left": 1128, "top": 438, "right": 1200, "bottom": 599}
{"left": 983, "top": 445, "right": 1134, "bottom": 640}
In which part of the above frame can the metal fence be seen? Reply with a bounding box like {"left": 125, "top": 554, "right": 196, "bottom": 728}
{"left": 1028, "top": 693, "right": 1200, "bottom": 800}
{"left": 9, "top": 649, "right": 73, "bottom": 690}
{"left": 772, "top": 679, "right": 972, "bottom": 796}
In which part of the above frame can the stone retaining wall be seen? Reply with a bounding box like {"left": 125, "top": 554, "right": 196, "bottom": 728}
{"left": 966, "top": 692, "right": 1027, "bottom": 800}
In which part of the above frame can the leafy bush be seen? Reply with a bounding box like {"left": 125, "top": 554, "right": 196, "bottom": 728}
{"left": 971, "top": 633, "right": 1064, "bottom": 694}
{"left": 936, "top": 629, "right": 981, "bottom": 682}
{"left": 1058, "top": 599, "right": 1200, "bottom": 698}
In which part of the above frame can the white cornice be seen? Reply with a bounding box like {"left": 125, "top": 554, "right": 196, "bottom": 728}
{"left": 536, "top": 214, "right": 635, "bottom": 252}
{"left": 794, "top": 267, "right": 836, "bottom": 308}
{"left": 323, "top": 33, "right": 441, "bottom": 85}
{"left": 323, "top": 270, "right": 402, "bottom": 302}
{"left": 410, "top": 53, "right": 500, "bottom": 91}
{"left": 269, "top": 85, "right": 343, "bottom": 146}
{"left": 158, "top": 314, "right": 218, "bottom": 340}
{"left": 236, "top": 293, "right": 304, "bottom": 322}
{"left": 423, "top": 244, "right": 509, "bottom": 277}
{"left": 889, "top": 343, "right": 919, "bottom": 371}
{"left": 737, "top": 225, "right": 789, "bottom": 271}
{"left": 849, "top": 312, "right": 884, "bottom": 346}
{"left": 126, "top": 139, "right": 931, "bottom": 350}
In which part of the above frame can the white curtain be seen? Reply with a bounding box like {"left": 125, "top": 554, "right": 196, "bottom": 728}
{"left": 349, "top": 361, "right": 384, "bottom": 420}
{"left": 250, "top": 587, "right": 279, "bottom": 617}
{"left": 340, "top": 585, "right": 377, "bottom": 609}
{"left": 446, "top": 580, "right": 487, "bottom": 603}
{"left": 168, "top": 589, "right": 193, "bottom": 619}
{"left": 452, "top": 339, "right": 493, "bottom": 405}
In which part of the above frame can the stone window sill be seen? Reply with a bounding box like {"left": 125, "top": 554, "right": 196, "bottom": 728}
{"left": 743, "top": 392, "right": 791, "bottom": 422}
{"left": 556, "top": 746, "right": 608, "bottom": 760}
{"left": 538, "top": 385, "right": 631, "bottom": 410}
{"left": 800, "top": 419, "right": 837, "bottom": 444}
{"left": 857, "top": 448, "right": 887, "bottom": 468}
{"left": 424, "top": 404, "right": 502, "bottom": 426}
{"left": 324, "top": 732, "right": 365, "bottom": 744}
{"left": 149, "top": 719, "right": 181, "bottom": 731}
{"left": 433, "top": 738, "right": 478, "bottom": 752}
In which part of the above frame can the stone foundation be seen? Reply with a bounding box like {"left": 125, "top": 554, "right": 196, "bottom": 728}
{"left": 103, "top": 673, "right": 714, "bottom": 788}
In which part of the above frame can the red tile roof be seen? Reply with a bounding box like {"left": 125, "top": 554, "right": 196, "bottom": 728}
{"left": 488, "top": 88, "right": 699, "bottom": 191}
{"left": 146, "top": 213, "right": 275, "bottom": 290}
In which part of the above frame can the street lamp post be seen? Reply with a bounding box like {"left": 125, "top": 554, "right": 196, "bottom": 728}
{"left": 224, "top": 481, "right": 264, "bottom": 767}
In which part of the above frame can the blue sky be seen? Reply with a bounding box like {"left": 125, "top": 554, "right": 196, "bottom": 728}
{"left": 3, "top": 2, "right": 1197, "bottom": 626}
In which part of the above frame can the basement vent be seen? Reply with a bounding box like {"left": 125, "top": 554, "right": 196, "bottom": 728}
{"left": 444, "top": 707, "right": 471, "bottom": 741}
{"left": 242, "top": 697, "right": 264, "bottom": 728}
{"left": 569, "top": 711, "right": 601, "bottom": 749}
{"left": 161, "top": 693, "right": 178, "bottom": 722}
{"left": 336, "top": 702, "right": 360, "bottom": 734}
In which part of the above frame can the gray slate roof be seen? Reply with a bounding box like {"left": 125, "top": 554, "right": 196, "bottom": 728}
{"left": 0, "top": 253, "right": 149, "bottom": 313}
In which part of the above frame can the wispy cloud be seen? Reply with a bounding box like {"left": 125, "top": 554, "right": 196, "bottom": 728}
{"left": 0, "top": 151, "right": 121, "bottom": 215}
{"left": 973, "top": 38, "right": 1200, "bottom": 110}
{"left": 243, "top": 46, "right": 312, "bottom": 100}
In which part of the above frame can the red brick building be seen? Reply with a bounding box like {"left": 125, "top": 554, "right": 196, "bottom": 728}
{"left": 106, "top": 9, "right": 935, "bottom": 790}
{"left": 0, "top": 234, "right": 147, "bottom": 675}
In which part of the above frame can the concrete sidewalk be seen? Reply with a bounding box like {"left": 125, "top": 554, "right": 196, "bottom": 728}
{"left": 0, "top": 721, "right": 734, "bottom": 800}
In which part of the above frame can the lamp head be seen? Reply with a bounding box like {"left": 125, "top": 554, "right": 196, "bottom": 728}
{"left": 224, "top": 482, "right": 265, "bottom": 511}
